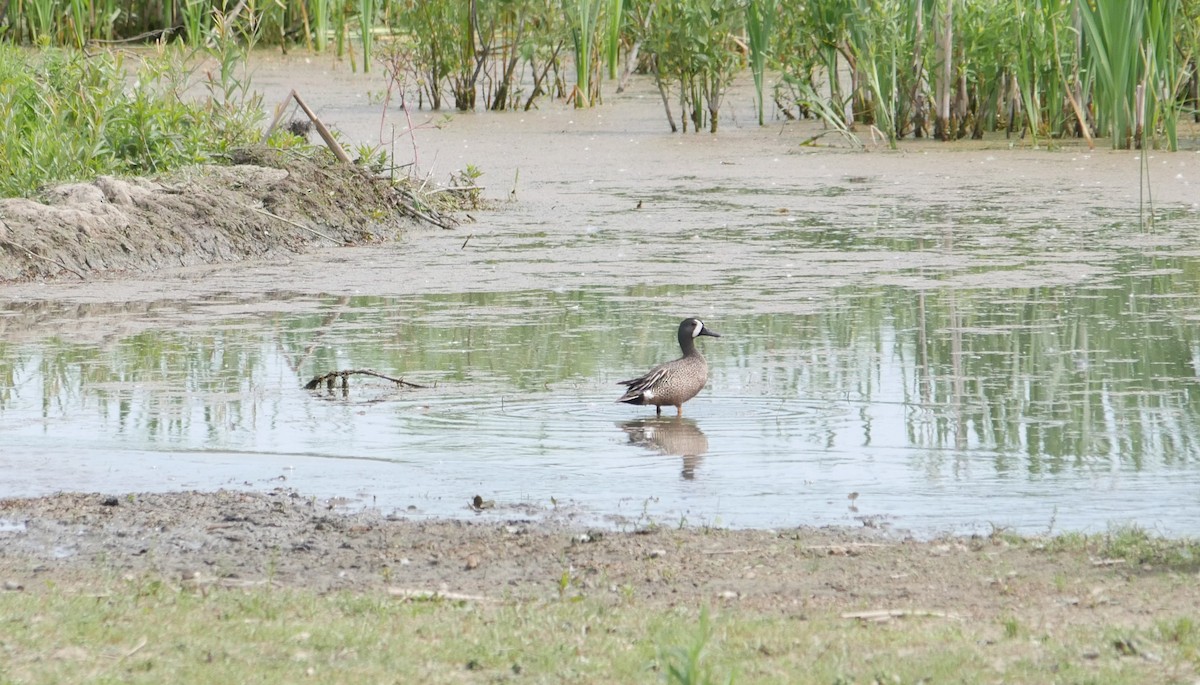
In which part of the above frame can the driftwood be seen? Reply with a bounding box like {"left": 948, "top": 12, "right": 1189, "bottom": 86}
{"left": 304, "top": 369, "right": 427, "bottom": 392}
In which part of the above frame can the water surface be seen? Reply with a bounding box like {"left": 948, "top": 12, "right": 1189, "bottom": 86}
{"left": 5, "top": 262, "right": 1200, "bottom": 535}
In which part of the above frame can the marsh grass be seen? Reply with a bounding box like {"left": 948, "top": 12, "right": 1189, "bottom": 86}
{"left": 2, "top": 575, "right": 1196, "bottom": 684}
{"left": 642, "top": 0, "right": 741, "bottom": 133}
{"left": 564, "top": 0, "right": 603, "bottom": 107}
{"left": 745, "top": 0, "right": 774, "bottom": 127}
{"left": 4, "top": 0, "right": 1198, "bottom": 145}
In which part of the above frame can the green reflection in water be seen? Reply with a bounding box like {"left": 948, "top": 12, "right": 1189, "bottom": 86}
{"left": 3, "top": 252, "right": 1200, "bottom": 469}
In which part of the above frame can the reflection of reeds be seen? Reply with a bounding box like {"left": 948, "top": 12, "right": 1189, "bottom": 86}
{"left": 901, "top": 278, "right": 1200, "bottom": 464}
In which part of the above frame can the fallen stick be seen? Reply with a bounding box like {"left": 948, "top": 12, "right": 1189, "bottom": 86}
{"left": 304, "top": 369, "right": 427, "bottom": 391}
{"left": 265, "top": 89, "right": 352, "bottom": 165}
{"left": 427, "top": 185, "right": 486, "bottom": 195}
{"left": 842, "top": 609, "right": 954, "bottom": 622}
{"left": 249, "top": 206, "right": 350, "bottom": 246}
{"left": 800, "top": 543, "right": 893, "bottom": 550}
{"left": 387, "top": 587, "right": 494, "bottom": 603}
{"left": 0, "top": 223, "right": 86, "bottom": 280}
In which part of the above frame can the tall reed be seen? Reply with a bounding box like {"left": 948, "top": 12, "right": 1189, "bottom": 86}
{"left": 358, "top": 0, "right": 375, "bottom": 72}
{"left": 848, "top": 0, "right": 924, "bottom": 147}
{"left": 312, "top": 0, "right": 330, "bottom": 52}
{"left": 1079, "top": 0, "right": 1145, "bottom": 148}
{"left": 28, "top": 0, "right": 58, "bottom": 44}
{"left": 181, "top": 0, "right": 209, "bottom": 46}
{"left": 604, "top": 0, "right": 623, "bottom": 80}
{"left": 1143, "top": 0, "right": 1183, "bottom": 150}
{"left": 746, "top": 0, "right": 775, "bottom": 126}
{"left": 564, "top": 0, "right": 603, "bottom": 107}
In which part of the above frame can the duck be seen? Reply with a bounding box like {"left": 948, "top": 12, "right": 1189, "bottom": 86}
{"left": 617, "top": 318, "right": 720, "bottom": 416}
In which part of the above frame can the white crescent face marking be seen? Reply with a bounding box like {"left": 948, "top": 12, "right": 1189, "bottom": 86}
{"left": 692, "top": 320, "right": 704, "bottom": 338}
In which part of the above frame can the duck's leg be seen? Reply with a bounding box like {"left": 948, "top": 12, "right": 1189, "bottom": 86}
{"left": 675, "top": 405, "right": 683, "bottom": 417}
{"left": 655, "top": 405, "right": 662, "bottom": 416}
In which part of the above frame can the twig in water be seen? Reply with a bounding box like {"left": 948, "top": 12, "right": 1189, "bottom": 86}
{"left": 304, "top": 369, "right": 427, "bottom": 391}
{"left": 462, "top": 234, "right": 474, "bottom": 249}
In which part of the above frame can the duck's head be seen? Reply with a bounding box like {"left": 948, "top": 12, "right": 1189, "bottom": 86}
{"left": 680, "top": 318, "right": 720, "bottom": 339}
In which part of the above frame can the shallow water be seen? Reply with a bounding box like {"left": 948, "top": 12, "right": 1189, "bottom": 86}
{"left": 3, "top": 58, "right": 1200, "bottom": 535}
{"left": 5, "top": 269, "right": 1200, "bottom": 535}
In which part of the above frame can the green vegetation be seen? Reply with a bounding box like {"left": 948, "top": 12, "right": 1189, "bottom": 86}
{"left": 564, "top": 0, "right": 604, "bottom": 107}
{"left": 744, "top": 0, "right": 775, "bottom": 128}
{"left": 1047, "top": 525, "right": 1200, "bottom": 569}
{"left": 640, "top": 0, "right": 741, "bottom": 133}
{"left": 4, "top": 0, "right": 1198, "bottom": 146}
{"left": 0, "top": 43, "right": 292, "bottom": 198}
{"left": 2, "top": 576, "right": 1196, "bottom": 684}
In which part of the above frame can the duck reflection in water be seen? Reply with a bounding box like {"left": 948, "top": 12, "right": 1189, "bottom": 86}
{"left": 618, "top": 417, "right": 709, "bottom": 480}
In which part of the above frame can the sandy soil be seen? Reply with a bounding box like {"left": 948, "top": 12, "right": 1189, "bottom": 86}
{"left": 2, "top": 488, "right": 1197, "bottom": 648}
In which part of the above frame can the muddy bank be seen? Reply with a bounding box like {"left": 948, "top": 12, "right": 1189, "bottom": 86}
{"left": 1, "top": 488, "right": 1196, "bottom": 642}
{"left": 0, "top": 151, "right": 450, "bottom": 283}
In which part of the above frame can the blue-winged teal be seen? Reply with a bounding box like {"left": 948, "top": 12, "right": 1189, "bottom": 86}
{"left": 617, "top": 318, "right": 719, "bottom": 416}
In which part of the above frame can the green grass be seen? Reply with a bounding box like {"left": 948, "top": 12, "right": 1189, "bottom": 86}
{"left": 1, "top": 576, "right": 1196, "bottom": 684}
{"left": 0, "top": 44, "right": 293, "bottom": 198}
{"left": 1043, "top": 524, "right": 1200, "bottom": 570}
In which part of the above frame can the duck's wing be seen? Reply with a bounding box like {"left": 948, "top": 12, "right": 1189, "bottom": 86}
{"left": 617, "top": 365, "right": 669, "bottom": 400}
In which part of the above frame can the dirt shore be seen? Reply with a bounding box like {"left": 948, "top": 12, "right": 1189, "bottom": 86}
{"left": 0, "top": 151, "right": 452, "bottom": 283}
{"left": 2, "top": 488, "right": 1197, "bottom": 646}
